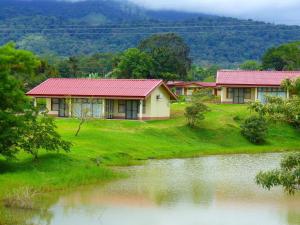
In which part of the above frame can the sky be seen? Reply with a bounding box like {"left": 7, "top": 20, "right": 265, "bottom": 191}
{"left": 127, "top": 0, "right": 300, "bottom": 25}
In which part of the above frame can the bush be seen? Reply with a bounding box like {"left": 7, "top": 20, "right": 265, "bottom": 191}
{"left": 185, "top": 102, "right": 209, "bottom": 127}
{"left": 241, "top": 115, "right": 268, "bottom": 144}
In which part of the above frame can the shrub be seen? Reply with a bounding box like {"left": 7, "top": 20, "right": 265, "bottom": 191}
{"left": 241, "top": 115, "right": 268, "bottom": 144}
{"left": 185, "top": 102, "right": 209, "bottom": 127}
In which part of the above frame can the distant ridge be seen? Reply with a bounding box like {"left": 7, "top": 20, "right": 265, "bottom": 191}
{"left": 1, "top": 0, "right": 300, "bottom": 65}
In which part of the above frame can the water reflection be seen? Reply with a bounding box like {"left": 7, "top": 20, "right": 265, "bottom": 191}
{"left": 2, "top": 153, "right": 300, "bottom": 225}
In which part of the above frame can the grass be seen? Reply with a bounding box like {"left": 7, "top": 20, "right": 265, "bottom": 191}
{"left": 0, "top": 103, "right": 300, "bottom": 202}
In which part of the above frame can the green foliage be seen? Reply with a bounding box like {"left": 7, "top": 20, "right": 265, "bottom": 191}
{"left": 58, "top": 53, "right": 117, "bottom": 78}
{"left": 256, "top": 152, "right": 300, "bottom": 194}
{"left": 113, "top": 48, "right": 154, "bottom": 79}
{"left": 185, "top": 102, "right": 209, "bottom": 127}
{"left": 262, "top": 42, "right": 300, "bottom": 71}
{"left": 239, "top": 60, "right": 262, "bottom": 70}
{"left": 18, "top": 112, "right": 72, "bottom": 159}
{"left": 281, "top": 78, "right": 300, "bottom": 97}
{"left": 188, "top": 64, "right": 219, "bottom": 81}
{"left": 249, "top": 96, "right": 300, "bottom": 128}
{"left": 0, "top": 43, "right": 40, "bottom": 90}
{"left": 0, "top": 43, "right": 71, "bottom": 159}
{"left": 1, "top": 1, "right": 300, "bottom": 65}
{"left": 138, "top": 33, "right": 191, "bottom": 80}
{"left": 192, "top": 88, "right": 220, "bottom": 103}
{"left": 241, "top": 115, "right": 268, "bottom": 144}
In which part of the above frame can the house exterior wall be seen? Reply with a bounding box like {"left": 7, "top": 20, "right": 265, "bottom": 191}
{"left": 220, "top": 87, "right": 256, "bottom": 103}
{"left": 46, "top": 98, "right": 59, "bottom": 116}
{"left": 42, "top": 85, "right": 171, "bottom": 120}
{"left": 148, "top": 85, "right": 171, "bottom": 119}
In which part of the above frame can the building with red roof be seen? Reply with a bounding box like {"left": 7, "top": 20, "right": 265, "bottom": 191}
{"left": 27, "top": 78, "right": 177, "bottom": 120}
{"left": 167, "top": 81, "right": 217, "bottom": 98}
{"left": 216, "top": 70, "right": 300, "bottom": 103}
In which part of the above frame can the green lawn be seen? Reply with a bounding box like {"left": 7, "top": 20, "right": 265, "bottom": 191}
{"left": 0, "top": 103, "right": 300, "bottom": 200}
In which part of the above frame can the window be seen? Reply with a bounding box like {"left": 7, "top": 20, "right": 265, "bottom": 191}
{"left": 51, "top": 98, "right": 59, "bottom": 111}
{"left": 175, "top": 87, "right": 182, "bottom": 96}
{"left": 226, "top": 88, "right": 233, "bottom": 99}
{"left": 118, "top": 100, "right": 125, "bottom": 113}
{"left": 244, "top": 88, "right": 251, "bottom": 99}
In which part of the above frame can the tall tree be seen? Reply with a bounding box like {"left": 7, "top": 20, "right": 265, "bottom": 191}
{"left": 112, "top": 48, "right": 153, "bottom": 79}
{"left": 0, "top": 42, "right": 40, "bottom": 90}
{"left": 262, "top": 42, "right": 300, "bottom": 71}
{"left": 0, "top": 43, "right": 71, "bottom": 159}
{"left": 138, "top": 33, "right": 191, "bottom": 80}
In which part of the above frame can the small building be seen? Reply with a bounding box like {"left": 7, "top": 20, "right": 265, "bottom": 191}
{"left": 167, "top": 81, "right": 217, "bottom": 97}
{"left": 26, "top": 78, "right": 177, "bottom": 120}
{"left": 217, "top": 70, "right": 300, "bottom": 104}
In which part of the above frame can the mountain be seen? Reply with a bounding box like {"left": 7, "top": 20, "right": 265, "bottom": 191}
{"left": 1, "top": 0, "right": 300, "bottom": 66}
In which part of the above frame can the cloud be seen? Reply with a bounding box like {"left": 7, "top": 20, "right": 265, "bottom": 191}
{"left": 128, "top": 0, "right": 300, "bottom": 25}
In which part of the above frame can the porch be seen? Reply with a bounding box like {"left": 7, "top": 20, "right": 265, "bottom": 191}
{"left": 220, "top": 87, "right": 288, "bottom": 104}
{"left": 42, "top": 98, "right": 147, "bottom": 120}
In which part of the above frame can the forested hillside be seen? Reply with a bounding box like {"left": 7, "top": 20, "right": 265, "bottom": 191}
{"left": 1, "top": 0, "right": 300, "bottom": 65}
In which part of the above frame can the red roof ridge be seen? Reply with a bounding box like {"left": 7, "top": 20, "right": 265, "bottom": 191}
{"left": 46, "top": 78, "right": 163, "bottom": 81}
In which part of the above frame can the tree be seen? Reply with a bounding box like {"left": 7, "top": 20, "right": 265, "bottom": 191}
{"left": 185, "top": 95, "right": 209, "bottom": 127}
{"left": 239, "top": 60, "right": 261, "bottom": 70}
{"left": 18, "top": 111, "right": 72, "bottom": 160}
{"left": 281, "top": 78, "right": 300, "bottom": 97}
{"left": 256, "top": 152, "right": 300, "bottom": 194}
{"left": 262, "top": 42, "right": 300, "bottom": 71}
{"left": 138, "top": 33, "right": 191, "bottom": 80}
{"left": 0, "top": 43, "right": 71, "bottom": 159}
{"left": 241, "top": 115, "right": 268, "bottom": 144}
{"left": 0, "top": 42, "right": 40, "bottom": 90}
{"left": 185, "top": 102, "right": 209, "bottom": 127}
{"left": 112, "top": 48, "right": 154, "bottom": 79}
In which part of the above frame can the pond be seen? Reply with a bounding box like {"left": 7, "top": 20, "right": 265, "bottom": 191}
{"left": 26, "top": 154, "right": 300, "bottom": 225}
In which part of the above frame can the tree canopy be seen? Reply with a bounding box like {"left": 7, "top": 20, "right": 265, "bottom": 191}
{"left": 112, "top": 48, "right": 154, "bottom": 79}
{"left": 138, "top": 33, "right": 191, "bottom": 80}
{"left": 262, "top": 42, "right": 300, "bottom": 71}
{"left": 0, "top": 43, "right": 71, "bottom": 159}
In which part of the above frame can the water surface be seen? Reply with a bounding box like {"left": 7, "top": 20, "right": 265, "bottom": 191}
{"left": 32, "top": 153, "right": 300, "bottom": 225}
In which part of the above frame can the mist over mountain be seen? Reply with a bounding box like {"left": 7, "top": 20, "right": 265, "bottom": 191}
{"left": 1, "top": 0, "right": 300, "bottom": 65}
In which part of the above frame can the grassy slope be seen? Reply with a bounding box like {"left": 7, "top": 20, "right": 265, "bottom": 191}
{"left": 0, "top": 103, "right": 300, "bottom": 199}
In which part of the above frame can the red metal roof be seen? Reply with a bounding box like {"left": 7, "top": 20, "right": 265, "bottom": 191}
{"left": 167, "top": 81, "right": 216, "bottom": 88}
{"left": 27, "top": 78, "right": 177, "bottom": 100}
{"left": 217, "top": 70, "right": 300, "bottom": 86}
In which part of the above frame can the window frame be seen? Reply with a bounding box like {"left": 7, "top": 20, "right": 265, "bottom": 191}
{"left": 226, "top": 88, "right": 233, "bottom": 99}
{"left": 118, "top": 100, "right": 126, "bottom": 113}
{"left": 244, "top": 88, "right": 251, "bottom": 99}
{"left": 51, "top": 98, "right": 59, "bottom": 111}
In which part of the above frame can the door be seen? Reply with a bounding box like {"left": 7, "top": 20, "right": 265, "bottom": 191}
{"left": 125, "top": 100, "right": 139, "bottom": 120}
{"left": 92, "top": 103, "right": 102, "bottom": 118}
{"left": 233, "top": 88, "right": 245, "bottom": 104}
{"left": 58, "top": 99, "right": 68, "bottom": 117}
{"left": 105, "top": 100, "right": 114, "bottom": 119}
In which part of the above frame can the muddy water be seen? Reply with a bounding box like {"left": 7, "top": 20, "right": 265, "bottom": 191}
{"left": 30, "top": 153, "right": 300, "bottom": 225}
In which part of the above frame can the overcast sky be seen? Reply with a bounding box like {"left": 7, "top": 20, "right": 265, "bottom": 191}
{"left": 128, "top": 0, "right": 300, "bottom": 25}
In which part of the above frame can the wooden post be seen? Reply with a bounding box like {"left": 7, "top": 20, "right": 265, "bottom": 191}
{"left": 139, "top": 100, "right": 143, "bottom": 120}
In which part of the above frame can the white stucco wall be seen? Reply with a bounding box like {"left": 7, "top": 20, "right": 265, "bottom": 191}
{"left": 148, "top": 85, "right": 171, "bottom": 118}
